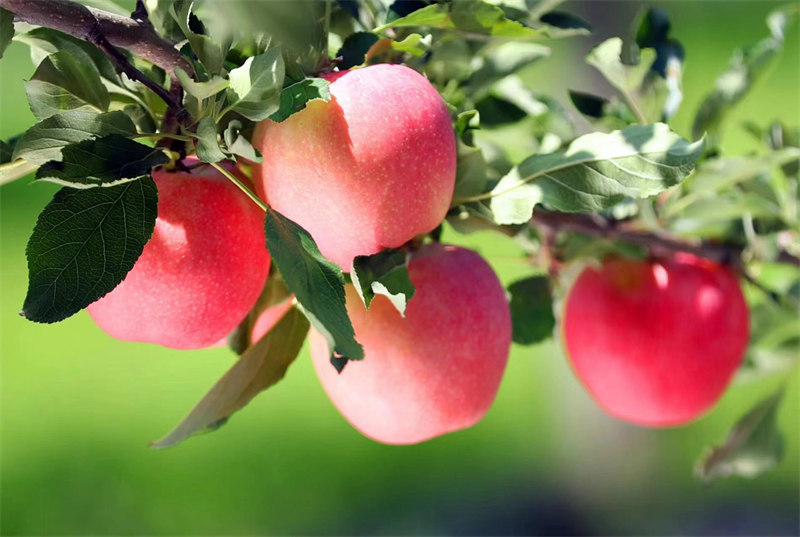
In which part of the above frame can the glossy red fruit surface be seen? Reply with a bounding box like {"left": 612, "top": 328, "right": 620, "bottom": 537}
{"left": 562, "top": 254, "right": 749, "bottom": 426}
{"left": 254, "top": 64, "right": 456, "bottom": 270}
{"left": 311, "top": 244, "right": 511, "bottom": 444}
{"left": 87, "top": 159, "right": 270, "bottom": 350}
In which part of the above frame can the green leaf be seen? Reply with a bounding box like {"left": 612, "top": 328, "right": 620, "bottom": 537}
{"left": 227, "top": 271, "right": 291, "bottom": 356}
{"left": 588, "top": 37, "right": 654, "bottom": 95}
{"left": 508, "top": 276, "right": 555, "bottom": 345}
{"left": 351, "top": 249, "right": 415, "bottom": 317}
{"left": 222, "top": 120, "right": 261, "bottom": 163}
{"left": 151, "top": 306, "right": 309, "bottom": 449}
{"left": 24, "top": 80, "right": 96, "bottom": 121}
{"left": 663, "top": 149, "right": 800, "bottom": 218}
{"left": 21, "top": 177, "right": 158, "bottom": 323}
{"left": 263, "top": 209, "right": 363, "bottom": 361}
{"left": 455, "top": 143, "right": 491, "bottom": 200}
{"left": 695, "top": 389, "right": 786, "bottom": 484}
{"left": 387, "top": 33, "right": 431, "bottom": 56}
{"left": 0, "top": 7, "right": 14, "bottom": 59}
{"left": 28, "top": 50, "right": 109, "bottom": 118}
{"left": 568, "top": 90, "right": 636, "bottom": 131}
{"left": 227, "top": 48, "right": 285, "bottom": 121}
{"left": 16, "top": 27, "right": 120, "bottom": 84}
{"left": 538, "top": 11, "right": 592, "bottom": 37}
{"left": 468, "top": 42, "right": 550, "bottom": 99}
{"left": 12, "top": 109, "right": 136, "bottom": 165}
{"left": 175, "top": 68, "right": 229, "bottom": 101}
{"left": 169, "top": 0, "right": 225, "bottom": 75}
{"left": 375, "top": 4, "right": 448, "bottom": 31}
{"left": 35, "top": 134, "right": 167, "bottom": 189}
{"left": 194, "top": 117, "right": 226, "bottom": 163}
{"left": 691, "top": 7, "right": 793, "bottom": 142}
{"left": 479, "top": 123, "right": 704, "bottom": 225}
{"left": 375, "top": 2, "right": 541, "bottom": 38}
{"left": 268, "top": 78, "right": 331, "bottom": 123}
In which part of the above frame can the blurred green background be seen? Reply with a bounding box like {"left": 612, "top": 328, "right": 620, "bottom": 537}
{"left": 1, "top": 1, "right": 798, "bottom": 535}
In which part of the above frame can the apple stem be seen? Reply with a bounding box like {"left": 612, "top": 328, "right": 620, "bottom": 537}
{"left": 209, "top": 162, "right": 269, "bottom": 213}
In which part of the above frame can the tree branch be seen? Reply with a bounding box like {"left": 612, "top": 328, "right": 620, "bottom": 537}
{"left": 1, "top": 0, "right": 194, "bottom": 127}
{"left": 529, "top": 209, "right": 800, "bottom": 268}
{"left": 0, "top": 0, "right": 192, "bottom": 77}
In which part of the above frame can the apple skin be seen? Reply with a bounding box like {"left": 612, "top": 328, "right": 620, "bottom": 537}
{"left": 87, "top": 158, "right": 271, "bottom": 350}
{"left": 562, "top": 254, "right": 749, "bottom": 427}
{"left": 310, "top": 243, "right": 511, "bottom": 445}
{"left": 254, "top": 64, "right": 457, "bottom": 270}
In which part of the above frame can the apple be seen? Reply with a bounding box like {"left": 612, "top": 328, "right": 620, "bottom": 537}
{"left": 254, "top": 64, "right": 457, "bottom": 270}
{"left": 562, "top": 254, "right": 749, "bottom": 426}
{"left": 87, "top": 158, "right": 271, "bottom": 350}
{"left": 310, "top": 243, "right": 511, "bottom": 444}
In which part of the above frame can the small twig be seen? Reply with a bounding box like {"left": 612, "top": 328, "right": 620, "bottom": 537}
{"left": 87, "top": 24, "right": 192, "bottom": 127}
{"left": 209, "top": 162, "right": 268, "bottom": 212}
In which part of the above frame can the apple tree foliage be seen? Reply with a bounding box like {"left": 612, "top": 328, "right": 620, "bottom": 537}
{"left": 0, "top": 0, "right": 798, "bottom": 480}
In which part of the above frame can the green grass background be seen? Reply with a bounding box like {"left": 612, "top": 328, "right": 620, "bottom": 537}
{"left": 1, "top": 1, "right": 798, "bottom": 535}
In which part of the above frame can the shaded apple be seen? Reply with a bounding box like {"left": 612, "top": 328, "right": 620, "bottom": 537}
{"left": 562, "top": 254, "right": 749, "bottom": 426}
{"left": 311, "top": 243, "right": 511, "bottom": 444}
{"left": 87, "top": 158, "right": 271, "bottom": 350}
{"left": 254, "top": 64, "right": 456, "bottom": 270}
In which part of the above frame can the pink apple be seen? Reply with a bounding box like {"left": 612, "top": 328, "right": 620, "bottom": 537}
{"left": 311, "top": 243, "right": 512, "bottom": 444}
{"left": 87, "top": 158, "right": 270, "bottom": 350}
{"left": 254, "top": 64, "right": 457, "bottom": 270}
{"left": 562, "top": 254, "right": 749, "bottom": 426}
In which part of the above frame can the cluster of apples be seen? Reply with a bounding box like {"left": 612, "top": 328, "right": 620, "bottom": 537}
{"left": 86, "top": 64, "right": 749, "bottom": 444}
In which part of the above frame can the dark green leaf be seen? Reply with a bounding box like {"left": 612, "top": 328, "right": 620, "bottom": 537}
{"left": 28, "top": 50, "right": 109, "bottom": 118}
{"left": 12, "top": 109, "right": 136, "bottom": 165}
{"left": 35, "top": 134, "right": 168, "bottom": 188}
{"left": 170, "top": 0, "right": 226, "bottom": 75}
{"left": 477, "top": 123, "right": 704, "bottom": 224}
{"left": 223, "top": 120, "right": 261, "bottom": 163}
{"left": 337, "top": 31, "right": 380, "bottom": 69}
{"left": 151, "top": 307, "right": 309, "bottom": 449}
{"left": 539, "top": 11, "right": 592, "bottom": 33}
{"left": 0, "top": 7, "right": 14, "bottom": 59}
{"left": 24, "top": 80, "right": 95, "bottom": 120}
{"left": 508, "top": 276, "right": 555, "bottom": 345}
{"left": 0, "top": 139, "right": 13, "bottom": 164}
{"left": 351, "top": 249, "right": 415, "bottom": 316}
{"left": 454, "top": 141, "right": 490, "bottom": 200}
{"left": 227, "top": 48, "right": 285, "bottom": 121}
{"left": 16, "top": 27, "right": 119, "bottom": 84}
{"left": 568, "top": 90, "right": 636, "bottom": 130}
{"left": 264, "top": 209, "right": 363, "bottom": 361}
{"left": 695, "top": 389, "right": 786, "bottom": 484}
{"left": 21, "top": 177, "right": 158, "bottom": 323}
{"left": 194, "top": 117, "right": 226, "bottom": 163}
{"left": 269, "top": 78, "right": 331, "bottom": 123}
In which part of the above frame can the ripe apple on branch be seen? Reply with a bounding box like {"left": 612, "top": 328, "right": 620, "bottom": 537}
{"left": 0, "top": 0, "right": 797, "bottom": 483}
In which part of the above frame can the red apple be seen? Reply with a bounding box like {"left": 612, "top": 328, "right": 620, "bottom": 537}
{"left": 254, "top": 64, "right": 457, "bottom": 270}
{"left": 562, "top": 254, "right": 749, "bottom": 426}
{"left": 311, "top": 243, "right": 511, "bottom": 444}
{"left": 87, "top": 158, "right": 270, "bottom": 350}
